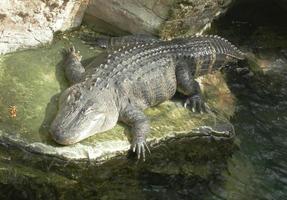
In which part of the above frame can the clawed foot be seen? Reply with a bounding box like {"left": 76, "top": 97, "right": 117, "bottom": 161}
{"left": 184, "top": 94, "right": 209, "bottom": 113}
{"left": 131, "top": 139, "right": 151, "bottom": 161}
{"left": 62, "top": 46, "right": 82, "bottom": 61}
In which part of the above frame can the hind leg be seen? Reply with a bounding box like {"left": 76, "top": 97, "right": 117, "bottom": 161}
{"left": 176, "top": 61, "right": 207, "bottom": 113}
{"left": 62, "top": 47, "right": 85, "bottom": 85}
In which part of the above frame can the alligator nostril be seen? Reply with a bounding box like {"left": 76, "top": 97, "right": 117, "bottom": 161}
{"left": 49, "top": 125, "right": 76, "bottom": 145}
{"left": 54, "top": 127, "right": 62, "bottom": 135}
{"left": 50, "top": 126, "right": 64, "bottom": 139}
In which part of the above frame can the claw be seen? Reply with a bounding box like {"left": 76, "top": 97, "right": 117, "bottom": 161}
{"left": 184, "top": 98, "right": 190, "bottom": 108}
{"left": 184, "top": 94, "right": 207, "bottom": 113}
{"left": 144, "top": 142, "right": 151, "bottom": 155}
{"left": 71, "top": 46, "right": 76, "bottom": 52}
{"left": 62, "top": 46, "right": 82, "bottom": 62}
{"left": 131, "top": 140, "right": 150, "bottom": 161}
{"left": 137, "top": 145, "right": 141, "bottom": 160}
{"left": 142, "top": 145, "right": 146, "bottom": 161}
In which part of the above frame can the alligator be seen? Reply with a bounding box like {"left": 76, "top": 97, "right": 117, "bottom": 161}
{"left": 50, "top": 35, "right": 244, "bottom": 160}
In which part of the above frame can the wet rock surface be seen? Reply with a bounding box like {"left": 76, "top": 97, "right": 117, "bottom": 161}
{"left": 0, "top": 0, "right": 89, "bottom": 55}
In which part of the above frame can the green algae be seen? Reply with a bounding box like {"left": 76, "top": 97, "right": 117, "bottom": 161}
{"left": 0, "top": 36, "right": 100, "bottom": 143}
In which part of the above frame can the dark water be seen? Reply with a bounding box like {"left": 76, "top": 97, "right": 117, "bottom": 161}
{"left": 206, "top": 0, "right": 287, "bottom": 199}
{"left": 1, "top": 0, "right": 287, "bottom": 199}
{"left": 136, "top": 0, "right": 287, "bottom": 198}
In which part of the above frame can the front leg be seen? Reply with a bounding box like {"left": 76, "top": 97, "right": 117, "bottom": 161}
{"left": 62, "top": 47, "right": 85, "bottom": 85}
{"left": 120, "top": 104, "right": 150, "bottom": 161}
{"left": 176, "top": 60, "right": 207, "bottom": 113}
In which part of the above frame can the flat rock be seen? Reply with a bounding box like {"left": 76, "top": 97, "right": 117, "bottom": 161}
{"left": 0, "top": 33, "right": 235, "bottom": 162}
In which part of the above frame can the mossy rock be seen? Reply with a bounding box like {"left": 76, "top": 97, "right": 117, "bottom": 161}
{"left": 0, "top": 32, "right": 235, "bottom": 163}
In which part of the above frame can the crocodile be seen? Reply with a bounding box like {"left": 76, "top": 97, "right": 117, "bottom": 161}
{"left": 50, "top": 35, "right": 244, "bottom": 160}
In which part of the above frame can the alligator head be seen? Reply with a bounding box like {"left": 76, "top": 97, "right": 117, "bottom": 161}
{"left": 50, "top": 83, "right": 119, "bottom": 145}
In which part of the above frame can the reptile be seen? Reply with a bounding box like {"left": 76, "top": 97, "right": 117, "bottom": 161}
{"left": 50, "top": 34, "right": 244, "bottom": 160}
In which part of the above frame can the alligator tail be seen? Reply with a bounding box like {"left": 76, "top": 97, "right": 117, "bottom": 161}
{"left": 81, "top": 34, "right": 110, "bottom": 48}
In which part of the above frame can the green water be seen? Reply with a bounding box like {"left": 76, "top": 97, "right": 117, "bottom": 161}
{"left": 205, "top": 0, "right": 287, "bottom": 199}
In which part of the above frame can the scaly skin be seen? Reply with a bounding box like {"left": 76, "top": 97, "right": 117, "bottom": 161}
{"left": 50, "top": 35, "right": 244, "bottom": 160}
{"left": 82, "top": 34, "right": 158, "bottom": 49}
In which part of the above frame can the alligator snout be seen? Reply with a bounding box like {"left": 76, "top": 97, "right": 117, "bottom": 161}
{"left": 50, "top": 125, "right": 77, "bottom": 146}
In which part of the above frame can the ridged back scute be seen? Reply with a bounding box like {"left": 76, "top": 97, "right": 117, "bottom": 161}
{"left": 84, "top": 35, "right": 244, "bottom": 91}
{"left": 173, "top": 35, "right": 245, "bottom": 60}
